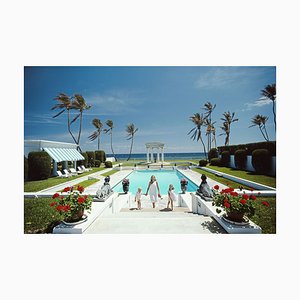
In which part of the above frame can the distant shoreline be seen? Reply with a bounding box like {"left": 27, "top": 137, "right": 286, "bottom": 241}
{"left": 106, "top": 152, "right": 206, "bottom": 160}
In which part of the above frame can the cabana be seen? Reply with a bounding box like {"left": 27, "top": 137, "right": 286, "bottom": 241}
{"left": 24, "top": 140, "right": 84, "bottom": 176}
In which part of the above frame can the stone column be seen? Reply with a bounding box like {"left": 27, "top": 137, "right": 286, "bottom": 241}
{"left": 150, "top": 148, "right": 154, "bottom": 162}
{"left": 147, "top": 147, "right": 150, "bottom": 163}
{"left": 161, "top": 147, "right": 164, "bottom": 162}
{"left": 157, "top": 149, "right": 160, "bottom": 162}
{"left": 52, "top": 160, "right": 58, "bottom": 176}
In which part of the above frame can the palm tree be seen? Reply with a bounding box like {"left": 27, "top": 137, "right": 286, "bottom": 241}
{"left": 88, "top": 118, "right": 103, "bottom": 150}
{"left": 104, "top": 120, "right": 117, "bottom": 161}
{"left": 188, "top": 113, "right": 207, "bottom": 159}
{"left": 261, "top": 83, "right": 276, "bottom": 131}
{"left": 70, "top": 94, "right": 91, "bottom": 151}
{"left": 249, "top": 114, "right": 269, "bottom": 141}
{"left": 51, "top": 93, "right": 77, "bottom": 145}
{"left": 219, "top": 111, "right": 238, "bottom": 146}
{"left": 126, "top": 123, "right": 138, "bottom": 161}
{"left": 203, "top": 102, "right": 216, "bottom": 152}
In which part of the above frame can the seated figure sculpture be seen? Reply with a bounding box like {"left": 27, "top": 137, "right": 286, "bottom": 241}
{"left": 93, "top": 176, "right": 114, "bottom": 202}
{"left": 196, "top": 174, "right": 214, "bottom": 201}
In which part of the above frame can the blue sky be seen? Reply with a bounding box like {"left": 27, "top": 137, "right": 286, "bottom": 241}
{"left": 24, "top": 66, "right": 276, "bottom": 154}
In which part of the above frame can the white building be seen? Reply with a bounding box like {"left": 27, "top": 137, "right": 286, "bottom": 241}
{"left": 145, "top": 142, "right": 165, "bottom": 163}
{"left": 24, "top": 140, "right": 84, "bottom": 176}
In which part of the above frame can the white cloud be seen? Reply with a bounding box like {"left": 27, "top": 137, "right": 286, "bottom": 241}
{"left": 242, "top": 97, "right": 272, "bottom": 111}
{"left": 84, "top": 89, "right": 145, "bottom": 116}
{"left": 194, "top": 67, "right": 267, "bottom": 89}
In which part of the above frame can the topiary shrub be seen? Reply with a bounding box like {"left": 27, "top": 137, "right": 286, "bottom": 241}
{"left": 28, "top": 151, "right": 51, "bottom": 180}
{"left": 95, "top": 150, "right": 106, "bottom": 163}
{"left": 220, "top": 151, "right": 230, "bottom": 167}
{"left": 252, "top": 149, "right": 271, "bottom": 174}
{"left": 79, "top": 152, "right": 88, "bottom": 167}
{"left": 210, "top": 158, "right": 221, "bottom": 166}
{"left": 105, "top": 161, "right": 113, "bottom": 168}
{"left": 199, "top": 159, "right": 208, "bottom": 167}
{"left": 208, "top": 148, "right": 218, "bottom": 162}
{"left": 234, "top": 149, "right": 247, "bottom": 170}
{"left": 86, "top": 151, "right": 95, "bottom": 167}
{"left": 24, "top": 156, "right": 28, "bottom": 181}
{"left": 94, "top": 159, "right": 101, "bottom": 167}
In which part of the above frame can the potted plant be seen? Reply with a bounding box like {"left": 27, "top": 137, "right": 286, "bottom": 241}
{"left": 180, "top": 178, "right": 188, "bottom": 194}
{"left": 50, "top": 185, "right": 92, "bottom": 224}
{"left": 212, "top": 185, "right": 269, "bottom": 223}
{"left": 122, "top": 178, "right": 130, "bottom": 194}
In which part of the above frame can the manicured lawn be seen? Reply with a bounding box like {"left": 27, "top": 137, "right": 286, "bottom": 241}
{"left": 101, "top": 169, "right": 119, "bottom": 177}
{"left": 24, "top": 197, "right": 64, "bottom": 233}
{"left": 205, "top": 165, "right": 276, "bottom": 188}
{"left": 24, "top": 167, "right": 105, "bottom": 192}
{"left": 192, "top": 168, "right": 253, "bottom": 189}
{"left": 250, "top": 197, "right": 276, "bottom": 234}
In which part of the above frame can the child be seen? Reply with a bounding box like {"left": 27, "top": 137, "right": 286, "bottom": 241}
{"left": 167, "top": 184, "right": 176, "bottom": 211}
{"left": 135, "top": 187, "right": 142, "bottom": 210}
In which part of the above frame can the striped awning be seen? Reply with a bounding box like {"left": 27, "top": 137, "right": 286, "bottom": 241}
{"left": 43, "top": 148, "right": 84, "bottom": 162}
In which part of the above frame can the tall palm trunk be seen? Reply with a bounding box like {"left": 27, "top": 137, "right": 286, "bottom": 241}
{"left": 67, "top": 109, "right": 78, "bottom": 145}
{"left": 110, "top": 133, "right": 117, "bottom": 161}
{"left": 200, "top": 135, "right": 207, "bottom": 160}
{"left": 272, "top": 101, "right": 276, "bottom": 132}
{"left": 259, "top": 126, "right": 268, "bottom": 141}
{"left": 127, "top": 138, "right": 134, "bottom": 161}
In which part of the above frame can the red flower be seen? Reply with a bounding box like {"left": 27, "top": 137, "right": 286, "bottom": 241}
{"left": 262, "top": 201, "right": 270, "bottom": 207}
{"left": 60, "top": 196, "right": 64, "bottom": 200}
{"left": 242, "top": 194, "right": 249, "bottom": 200}
{"left": 258, "top": 192, "right": 261, "bottom": 195}
{"left": 63, "top": 205, "right": 70, "bottom": 212}
{"left": 50, "top": 202, "right": 57, "bottom": 207}
{"left": 63, "top": 187, "right": 70, "bottom": 192}
{"left": 230, "top": 191, "right": 239, "bottom": 197}
{"left": 84, "top": 195, "right": 88, "bottom": 199}
{"left": 250, "top": 195, "right": 257, "bottom": 200}
{"left": 56, "top": 205, "right": 64, "bottom": 212}
{"left": 77, "top": 185, "right": 84, "bottom": 193}
{"left": 240, "top": 199, "right": 247, "bottom": 205}
{"left": 52, "top": 193, "right": 60, "bottom": 199}
{"left": 224, "top": 202, "right": 230, "bottom": 208}
{"left": 214, "top": 185, "right": 219, "bottom": 190}
{"left": 78, "top": 197, "right": 85, "bottom": 203}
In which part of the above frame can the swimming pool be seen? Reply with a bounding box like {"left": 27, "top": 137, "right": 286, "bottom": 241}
{"left": 112, "top": 169, "right": 198, "bottom": 195}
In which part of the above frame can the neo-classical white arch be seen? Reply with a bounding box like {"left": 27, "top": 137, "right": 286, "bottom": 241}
{"left": 145, "top": 142, "right": 165, "bottom": 163}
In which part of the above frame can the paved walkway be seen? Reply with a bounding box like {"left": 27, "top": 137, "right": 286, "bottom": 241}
{"left": 84, "top": 193, "right": 226, "bottom": 234}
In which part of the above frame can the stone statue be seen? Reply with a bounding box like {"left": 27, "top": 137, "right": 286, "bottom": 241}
{"left": 196, "top": 174, "right": 214, "bottom": 201}
{"left": 93, "top": 176, "right": 114, "bottom": 202}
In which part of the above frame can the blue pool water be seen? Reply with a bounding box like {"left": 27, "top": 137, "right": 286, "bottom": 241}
{"left": 112, "top": 169, "right": 198, "bottom": 195}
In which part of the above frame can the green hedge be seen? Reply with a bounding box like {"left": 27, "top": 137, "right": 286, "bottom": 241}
{"left": 86, "top": 151, "right": 95, "bottom": 167}
{"left": 208, "top": 148, "right": 218, "bottom": 162}
{"left": 94, "top": 159, "right": 101, "bottom": 167}
{"left": 105, "top": 161, "right": 113, "bottom": 168}
{"left": 210, "top": 158, "right": 221, "bottom": 166}
{"left": 28, "top": 151, "right": 51, "bottom": 180}
{"left": 218, "top": 141, "right": 276, "bottom": 156}
{"left": 24, "top": 156, "right": 28, "bottom": 181}
{"left": 199, "top": 159, "right": 208, "bottom": 167}
{"left": 95, "top": 150, "right": 106, "bottom": 163}
{"left": 234, "top": 149, "right": 247, "bottom": 170}
{"left": 220, "top": 151, "right": 230, "bottom": 167}
{"left": 252, "top": 149, "right": 271, "bottom": 174}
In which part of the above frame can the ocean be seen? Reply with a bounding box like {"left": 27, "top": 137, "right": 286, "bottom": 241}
{"left": 106, "top": 152, "right": 206, "bottom": 161}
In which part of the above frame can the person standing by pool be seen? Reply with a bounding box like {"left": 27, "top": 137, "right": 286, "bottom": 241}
{"left": 145, "top": 175, "right": 161, "bottom": 208}
{"left": 167, "top": 184, "right": 176, "bottom": 211}
{"left": 135, "top": 187, "right": 142, "bottom": 210}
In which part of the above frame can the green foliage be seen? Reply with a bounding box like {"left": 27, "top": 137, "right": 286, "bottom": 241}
{"left": 24, "top": 156, "right": 28, "bottom": 181}
{"left": 234, "top": 149, "right": 247, "bottom": 170}
{"left": 24, "top": 197, "right": 64, "bottom": 233}
{"left": 105, "top": 161, "right": 113, "bottom": 168}
{"left": 208, "top": 148, "right": 218, "bottom": 162}
{"left": 218, "top": 141, "right": 276, "bottom": 156}
{"left": 210, "top": 158, "right": 221, "bottom": 166}
{"left": 79, "top": 152, "right": 88, "bottom": 167}
{"left": 95, "top": 150, "right": 106, "bottom": 163}
{"left": 199, "top": 159, "right": 208, "bottom": 167}
{"left": 252, "top": 149, "right": 271, "bottom": 174}
{"left": 86, "top": 151, "right": 95, "bottom": 167}
{"left": 28, "top": 151, "right": 52, "bottom": 181}
{"left": 220, "top": 151, "right": 230, "bottom": 167}
{"left": 94, "top": 159, "right": 101, "bottom": 167}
